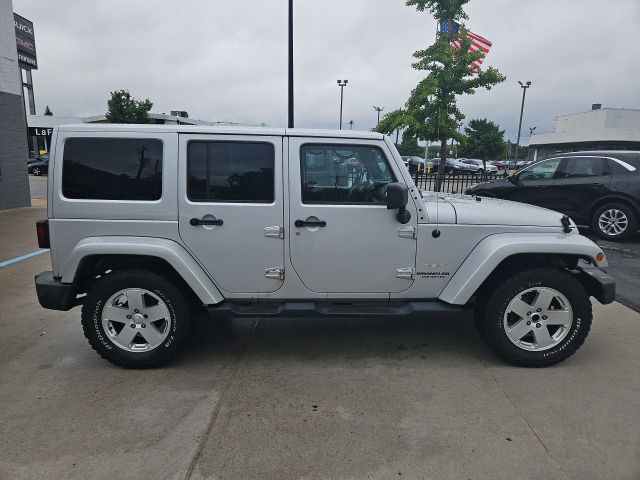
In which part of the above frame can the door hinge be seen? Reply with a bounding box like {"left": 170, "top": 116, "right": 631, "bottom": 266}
{"left": 398, "top": 226, "right": 417, "bottom": 239}
{"left": 265, "top": 267, "right": 284, "bottom": 280}
{"left": 264, "top": 226, "right": 284, "bottom": 239}
{"left": 396, "top": 267, "right": 415, "bottom": 280}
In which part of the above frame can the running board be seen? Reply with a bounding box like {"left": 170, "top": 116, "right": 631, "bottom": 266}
{"left": 206, "top": 301, "right": 461, "bottom": 318}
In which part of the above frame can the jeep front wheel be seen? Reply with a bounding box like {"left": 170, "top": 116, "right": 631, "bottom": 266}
{"left": 81, "top": 269, "right": 192, "bottom": 368}
{"left": 477, "top": 267, "right": 592, "bottom": 367}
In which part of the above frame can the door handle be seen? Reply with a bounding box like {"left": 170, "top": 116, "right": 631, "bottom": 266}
{"left": 190, "top": 217, "right": 223, "bottom": 226}
{"left": 295, "top": 219, "right": 326, "bottom": 228}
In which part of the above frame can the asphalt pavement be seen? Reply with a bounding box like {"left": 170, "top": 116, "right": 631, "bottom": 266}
{"left": 0, "top": 183, "right": 638, "bottom": 479}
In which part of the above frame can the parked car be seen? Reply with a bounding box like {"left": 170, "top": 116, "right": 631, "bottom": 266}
{"left": 34, "top": 124, "right": 614, "bottom": 369}
{"left": 401, "top": 155, "right": 432, "bottom": 173}
{"left": 459, "top": 159, "right": 498, "bottom": 174}
{"left": 431, "top": 158, "right": 469, "bottom": 174}
{"left": 466, "top": 151, "right": 640, "bottom": 240}
{"left": 27, "top": 153, "right": 49, "bottom": 166}
{"left": 27, "top": 156, "right": 49, "bottom": 176}
{"left": 490, "top": 161, "right": 507, "bottom": 170}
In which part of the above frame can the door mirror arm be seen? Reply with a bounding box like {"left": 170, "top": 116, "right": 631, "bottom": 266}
{"left": 386, "top": 182, "right": 412, "bottom": 224}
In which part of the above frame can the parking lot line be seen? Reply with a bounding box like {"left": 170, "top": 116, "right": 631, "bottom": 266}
{"left": 0, "top": 249, "right": 49, "bottom": 268}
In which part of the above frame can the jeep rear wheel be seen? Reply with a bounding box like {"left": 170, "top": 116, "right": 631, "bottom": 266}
{"left": 81, "top": 269, "right": 192, "bottom": 368}
{"left": 477, "top": 267, "right": 592, "bottom": 367}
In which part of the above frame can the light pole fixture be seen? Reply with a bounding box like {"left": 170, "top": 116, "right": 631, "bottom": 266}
{"left": 514, "top": 81, "right": 531, "bottom": 162}
{"left": 348, "top": 120, "right": 355, "bottom": 130}
{"left": 337, "top": 80, "right": 348, "bottom": 129}
{"left": 529, "top": 126, "right": 536, "bottom": 136}
{"left": 373, "top": 106, "right": 384, "bottom": 125}
{"left": 288, "top": 0, "right": 294, "bottom": 128}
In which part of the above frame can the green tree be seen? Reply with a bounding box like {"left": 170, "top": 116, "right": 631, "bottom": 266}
{"left": 106, "top": 89, "right": 154, "bottom": 124}
{"left": 44, "top": 105, "right": 53, "bottom": 116}
{"left": 377, "top": 0, "right": 506, "bottom": 187}
{"left": 458, "top": 118, "right": 505, "bottom": 165}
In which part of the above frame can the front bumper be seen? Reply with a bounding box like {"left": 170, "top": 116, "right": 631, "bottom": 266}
{"left": 572, "top": 260, "right": 616, "bottom": 305}
{"left": 35, "top": 271, "right": 79, "bottom": 311}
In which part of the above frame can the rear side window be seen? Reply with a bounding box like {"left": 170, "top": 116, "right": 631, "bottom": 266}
{"left": 62, "top": 138, "right": 163, "bottom": 200}
{"left": 561, "top": 157, "right": 607, "bottom": 178}
{"left": 187, "top": 141, "right": 274, "bottom": 203}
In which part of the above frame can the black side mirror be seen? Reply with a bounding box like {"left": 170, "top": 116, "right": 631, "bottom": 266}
{"left": 386, "top": 182, "right": 411, "bottom": 224}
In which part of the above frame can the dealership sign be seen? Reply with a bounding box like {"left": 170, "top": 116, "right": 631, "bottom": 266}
{"left": 28, "top": 127, "right": 53, "bottom": 138}
{"left": 14, "top": 13, "right": 37, "bottom": 70}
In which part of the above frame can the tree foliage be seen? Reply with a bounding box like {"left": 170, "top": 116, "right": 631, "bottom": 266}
{"left": 376, "top": 0, "right": 505, "bottom": 182}
{"left": 44, "top": 105, "right": 53, "bottom": 116}
{"left": 106, "top": 90, "right": 154, "bottom": 124}
{"left": 458, "top": 118, "right": 505, "bottom": 161}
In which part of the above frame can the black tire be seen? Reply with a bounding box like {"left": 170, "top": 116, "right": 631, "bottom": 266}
{"left": 592, "top": 203, "right": 637, "bottom": 241}
{"left": 477, "top": 267, "right": 592, "bottom": 367}
{"left": 81, "top": 269, "right": 192, "bottom": 368}
{"left": 477, "top": 169, "right": 484, "bottom": 175}
{"left": 32, "top": 167, "right": 41, "bottom": 176}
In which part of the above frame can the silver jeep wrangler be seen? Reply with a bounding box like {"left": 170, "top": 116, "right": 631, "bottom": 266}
{"left": 35, "top": 124, "right": 615, "bottom": 368}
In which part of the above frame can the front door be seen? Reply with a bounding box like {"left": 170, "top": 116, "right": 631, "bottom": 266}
{"left": 288, "top": 138, "right": 417, "bottom": 294}
{"left": 178, "top": 135, "right": 284, "bottom": 293}
{"left": 506, "top": 158, "right": 563, "bottom": 209}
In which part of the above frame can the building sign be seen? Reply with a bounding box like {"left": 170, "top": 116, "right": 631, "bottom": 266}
{"left": 28, "top": 127, "right": 53, "bottom": 137}
{"left": 14, "top": 13, "right": 37, "bottom": 70}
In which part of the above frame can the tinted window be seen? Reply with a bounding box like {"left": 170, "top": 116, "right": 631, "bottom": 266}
{"left": 62, "top": 138, "right": 163, "bottom": 200}
{"left": 561, "top": 157, "right": 607, "bottom": 178}
{"left": 301, "top": 144, "right": 395, "bottom": 204}
{"left": 607, "top": 158, "right": 635, "bottom": 175}
{"left": 188, "top": 142, "right": 274, "bottom": 203}
{"left": 518, "top": 159, "right": 562, "bottom": 181}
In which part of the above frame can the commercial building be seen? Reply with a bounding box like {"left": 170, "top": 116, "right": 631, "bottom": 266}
{"left": 530, "top": 106, "right": 640, "bottom": 161}
{"left": 0, "top": 0, "right": 30, "bottom": 210}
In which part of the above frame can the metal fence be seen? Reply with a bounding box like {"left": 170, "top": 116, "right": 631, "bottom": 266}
{"left": 411, "top": 172, "right": 506, "bottom": 194}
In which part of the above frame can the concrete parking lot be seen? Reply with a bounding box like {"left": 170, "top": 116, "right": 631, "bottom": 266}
{"left": 0, "top": 189, "right": 639, "bottom": 479}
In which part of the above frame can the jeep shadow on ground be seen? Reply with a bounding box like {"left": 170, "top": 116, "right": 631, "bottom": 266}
{"left": 176, "top": 310, "right": 494, "bottom": 369}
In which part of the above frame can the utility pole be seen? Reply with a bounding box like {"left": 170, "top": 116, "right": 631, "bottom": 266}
{"left": 514, "top": 81, "right": 531, "bottom": 162}
{"left": 288, "top": 0, "right": 294, "bottom": 128}
{"left": 337, "top": 80, "right": 348, "bottom": 129}
{"left": 373, "top": 106, "right": 384, "bottom": 125}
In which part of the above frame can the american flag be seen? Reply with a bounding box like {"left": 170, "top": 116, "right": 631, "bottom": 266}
{"left": 440, "top": 21, "right": 492, "bottom": 69}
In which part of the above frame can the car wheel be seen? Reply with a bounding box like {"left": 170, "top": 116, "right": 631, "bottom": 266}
{"left": 32, "top": 167, "right": 41, "bottom": 176}
{"left": 477, "top": 169, "right": 484, "bottom": 175}
{"left": 477, "top": 267, "right": 592, "bottom": 367}
{"left": 592, "top": 203, "right": 637, "bottom": 241}
{"left": 81, "top": 269, "right": 193, "bottom": 368}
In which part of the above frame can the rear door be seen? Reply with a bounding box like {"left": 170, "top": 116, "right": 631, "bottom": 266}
{"left": 178, "top": 134, "right": 284, "bottom": 293}
{"left": 288, "top": 137, "right": 417, "bottom": 294}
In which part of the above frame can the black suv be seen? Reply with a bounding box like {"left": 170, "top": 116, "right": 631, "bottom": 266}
{"left": 466, "top": 151, "right": 640, "bottom": 241}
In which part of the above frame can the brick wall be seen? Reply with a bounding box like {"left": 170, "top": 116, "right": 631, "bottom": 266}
{"left": 0, "top": 0, "right": 31, "bottom": 210}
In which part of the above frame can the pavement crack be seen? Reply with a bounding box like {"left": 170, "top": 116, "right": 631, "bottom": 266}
{"left": 485, "top": 366, "right": 570, "bottom": 480}
{"left": 182, "top": 318, "right": 260, "bottom": 480}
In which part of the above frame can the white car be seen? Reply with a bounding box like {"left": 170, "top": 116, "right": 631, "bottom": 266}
{"left": 460, "top": 159, "right": 498, "bottom": 174}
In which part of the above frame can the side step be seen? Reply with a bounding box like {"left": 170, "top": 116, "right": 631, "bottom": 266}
{"left": 207, "top": 301, "right": 461, "bottom": 319}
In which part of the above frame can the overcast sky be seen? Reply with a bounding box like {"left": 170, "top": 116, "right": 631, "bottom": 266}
{"left": 12, "top": 0, "right": 640, "bottom": 145}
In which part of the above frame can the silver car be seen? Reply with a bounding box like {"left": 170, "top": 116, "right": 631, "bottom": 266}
{"left": 460, "top": 159, "right": 498, "bottom": 174}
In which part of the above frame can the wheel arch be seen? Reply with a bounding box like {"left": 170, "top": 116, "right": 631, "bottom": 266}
{"left": 62, "top": 237, "right": 224, "bottom": 305}
{"left": 438, "top": 233, "right": 606, "bottom": 305}
{"left": 587, "top": 195, "right": 640, "bottom": 226}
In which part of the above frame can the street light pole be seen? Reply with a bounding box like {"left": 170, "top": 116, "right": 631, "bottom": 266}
{"left": 337, "top": 80, "right": 348, "bottom": 129}
{"left": 288, "top": 0, "right": 294, "bottom": 128}
{"left": 529, "top": 126, "right": 536, "bottom": 136}
{"left": 373, "top": 106, "right": 384, "bottom": 125}
{"left": 514, "top": 81, "right": 531, "bottom": 162}
{"left": 348, "top": 120, "right": 355, "bottom": 130}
